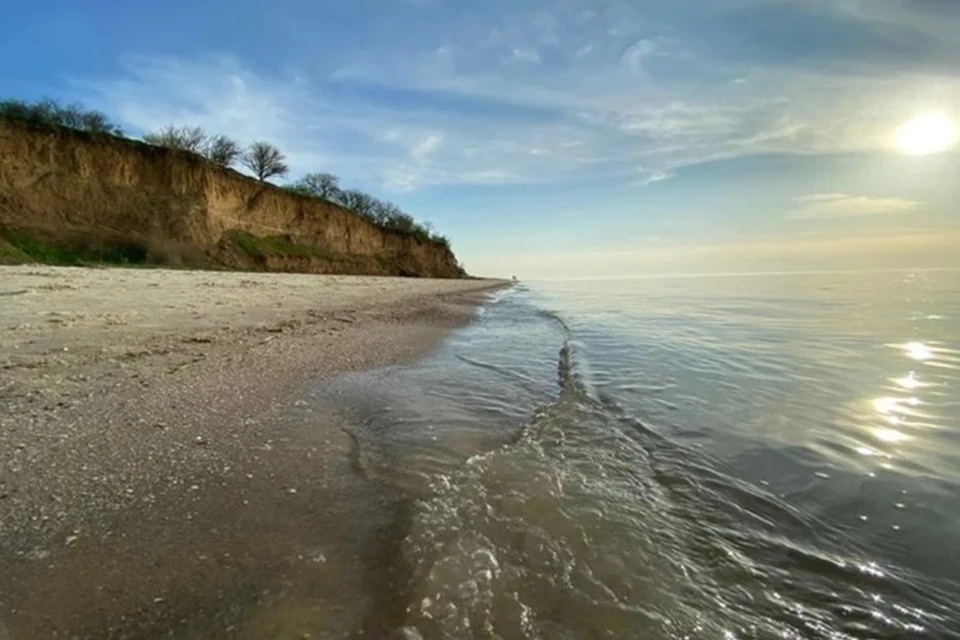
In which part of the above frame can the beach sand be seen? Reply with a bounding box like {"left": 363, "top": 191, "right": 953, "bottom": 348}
{"left": 0, "top": 266, "right": 507, "bottom": 639}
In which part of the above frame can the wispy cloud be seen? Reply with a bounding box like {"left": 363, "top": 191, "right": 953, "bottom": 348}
{"left": 640, "top": 170, "right": 673, "bottom": 185}
{"left": 507, "top": 47, "right": 541, "bottom": 64}
{"left": 75, "top": 0, "right": 960, "bottom": 193}
{"left": 619, "top": 38, "right": 668, "bottom": 74}
{"left": 81, "top": 55, "right": 602, "bottom": 191}
{"left": 791, "top": 193, "right": 922, "bottom": 219}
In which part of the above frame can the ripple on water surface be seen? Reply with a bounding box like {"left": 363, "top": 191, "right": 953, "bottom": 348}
{"left": 325, "top": 272, "right": 960, "bottom": 639}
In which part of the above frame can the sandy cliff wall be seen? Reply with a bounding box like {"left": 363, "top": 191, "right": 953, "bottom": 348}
{"left": 0, "top": 122, "right": 462, "bottom": 277}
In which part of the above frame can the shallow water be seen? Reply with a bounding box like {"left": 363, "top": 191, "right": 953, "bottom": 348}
{"left": 328, "top": 270, "right": 960, "bottom": 639}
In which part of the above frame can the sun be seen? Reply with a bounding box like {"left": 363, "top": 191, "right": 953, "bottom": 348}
{"left": 894, "top": 111, "right": 958, "bottom": 155}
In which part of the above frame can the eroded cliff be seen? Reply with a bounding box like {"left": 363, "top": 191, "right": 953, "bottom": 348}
{"left": 0, "top": 121, "right": 463, "bottom": 277}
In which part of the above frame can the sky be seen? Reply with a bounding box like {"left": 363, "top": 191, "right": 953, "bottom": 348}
{"left": 2, "top": 0, "right": 959, "bottom": 278}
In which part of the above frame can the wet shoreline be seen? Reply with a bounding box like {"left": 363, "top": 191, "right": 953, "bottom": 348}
{"left": 0, "top": 266, "right": 508, "bottom": 638}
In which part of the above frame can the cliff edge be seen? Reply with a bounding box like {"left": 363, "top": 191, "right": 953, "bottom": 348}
{"left": 0, "top": 121, "right": 463, "bottom": 277}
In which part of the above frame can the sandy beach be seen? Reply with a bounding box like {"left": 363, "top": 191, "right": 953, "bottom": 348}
{"left": 0, "top": 266, "right": 507, "bottom": 639}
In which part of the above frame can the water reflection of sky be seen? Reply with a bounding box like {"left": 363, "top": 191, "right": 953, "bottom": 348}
{"left": 530, "top": 271, "right": 960, "bottom": 484}
{"left": 529, "top": 270, "right": 960, "bottom": 579}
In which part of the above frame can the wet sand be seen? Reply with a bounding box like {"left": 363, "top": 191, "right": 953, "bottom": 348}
{"left": 0, "top": 266, "right": 507, "bottom": 639}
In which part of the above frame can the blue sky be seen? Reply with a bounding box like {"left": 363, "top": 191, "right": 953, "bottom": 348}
{"left": 3, "top": 0, "right": 959, "bottom": 277}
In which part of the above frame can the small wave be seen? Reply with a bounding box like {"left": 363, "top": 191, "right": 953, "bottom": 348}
{"left": 349, "top": 274, "right": 960, "bottom": 639}
{"left": 393, "top": 374, "right": 951, "bottom": 639}
{"left": 535, "top": 307, "right": 572, "bottom": 333}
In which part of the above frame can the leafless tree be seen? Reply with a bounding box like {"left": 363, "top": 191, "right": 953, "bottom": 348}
{"left": 338, "top": 189, "right": 378, "bottom": 218}
{"left": 143, "top": 125, "right": 207, "bottom": 153}
{"left": 371, "top": 200, "right": 403, "bottom": 227}
{"left": 293, "top": 172, "right": 341, "bottom": 200}
{"left": 242, "top": 141, "right": 288, "bottom": 181}
{"left": 203, "top": 134, "right": 241, "bottom": 167}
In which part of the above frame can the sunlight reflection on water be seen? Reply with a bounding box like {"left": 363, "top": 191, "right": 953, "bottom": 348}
{"left": 904, "top": 341, "right": 934, "bottom": 361}
{"left": 333, "top": 269, "right": 960, "bottom": 639}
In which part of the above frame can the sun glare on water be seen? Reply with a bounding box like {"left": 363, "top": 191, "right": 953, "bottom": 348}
{"left": 895, "top": 111, "right": 958, "bottom": 155}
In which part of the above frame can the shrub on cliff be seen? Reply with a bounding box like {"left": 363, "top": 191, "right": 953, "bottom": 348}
{"left": 430, "top": 234, "right": 452, "bottom": 251}
{"left": 337, "top": 189, "right": 379, "bottom": 221}
{"left": 283, "top": 174, "right": 453, "bottom": 251}
{"left": 0, "top": 98, "right": 123, "bottom": 135}
{"left": 143, "top": 125, "right": 207, "bottom": 154}
{"left": 142, "top": 126, "right": 242, "bottom": 167}
{"left": 287, "top": 172, "right": 342, "bottom": 201}
{"left": 203, "top": 134, "right": 242, "bottom": 167}
{"left": 243, "top": 141, "right": 289, "bottom": 181}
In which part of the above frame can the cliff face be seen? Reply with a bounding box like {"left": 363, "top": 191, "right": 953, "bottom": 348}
{"left": 0, "top": 122, "right": 462, "bottom": 277}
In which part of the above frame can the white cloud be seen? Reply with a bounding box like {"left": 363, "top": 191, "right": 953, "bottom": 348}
{"left": 75, "top": 0, "right": 960, "bottom": 192}
{"left": 323, "top": 1, "right": 960, "bottom": 181}
{"left": 80, "top": 55, "right": 604, "bottom": 191}
{"left": 508, "top": 48, "right": 541, "bottom": 64}
{"left": 80, "top": 55, "right": 334, "bottom": 178}
{"left": 574, "top": 44, "right": 594, "bottom": 58}
{"left": 620, "top": 38, "right": 669, "bottom": 74}
{"left": 791, "top": 193, "right": 922, "bottom": 219}
{"left": 641, "top": 170, "right": 673, "bottom": 185}
{"left": 410, "top": 133, "right": 444, "bottom": 160}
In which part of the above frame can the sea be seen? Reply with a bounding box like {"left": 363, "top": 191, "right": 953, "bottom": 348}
{"left": 323, "top": 269, "right": 960, "bottom": 639}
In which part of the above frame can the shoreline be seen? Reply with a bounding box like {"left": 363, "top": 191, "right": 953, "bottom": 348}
{"left": 0, "top": 265, "right": 508, "bottom": 638}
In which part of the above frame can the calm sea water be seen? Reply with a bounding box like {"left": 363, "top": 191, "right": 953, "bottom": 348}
{"left": 333, "top": 269, "right": 960, "bottom": 639}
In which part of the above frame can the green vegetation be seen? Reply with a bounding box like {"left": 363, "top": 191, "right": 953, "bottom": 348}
{"left": 0, "top": 98, "right": 123, "bottom": 135}
{"left": 284, "top": 172, "right": 452, "bottom": 250}
{"left": 0, "top": 227, "right": 148, "bottom": 265}
{"left": 1, "top": 98, "right": 455, "bottom": 254}
{"left": 0, "top": 238, "right": 29, "bottom": 264}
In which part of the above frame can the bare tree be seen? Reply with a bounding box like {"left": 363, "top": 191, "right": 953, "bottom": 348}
{"left": 242, "top": 141, "right": 288, "bottom": 181}
{"left": 143, "top": 125, "right": 207, "bottom": 153}
{"left": 203, "top": 134, "right": 241, "bottom": 167}
{"left": 292, "top": 172, "right": 341, "bottom": 200}
{"left": 0, "top": 98, "right": 123, "bottom": 135}
{"left": 371, "top": 200, "right": 403, "bottom": 227}
{"left": 337, "top": 189, "right": 379, "bottom": 218}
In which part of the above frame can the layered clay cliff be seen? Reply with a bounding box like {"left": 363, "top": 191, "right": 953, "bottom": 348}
{"left": 0, "top": 121, "right": 463, "bottom": 277}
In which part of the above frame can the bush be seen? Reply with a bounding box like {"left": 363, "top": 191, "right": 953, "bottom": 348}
{"left": 289, "top": 172, "right": 341, "bottom": 201}
{"left": 0, "top": 227, "right": 149, "bottom": 265}
{"left": 282, "top": 184, "right": 317, "bottom": 198}
{"left": 430, "top": 234, "right": 452, "bottom": 250}
{"left": 204, "top": 134, "right": 241, "bottom": 167}
{"left": 337, "top": 189, "right": 377, "bottom": 217}
{"left": 288, "top": 177, "right": 454, "bottom": 251}
{"left": 0, "top": 98, "right": 123, "bottom": 135}
{"left": 142, "top": 125, "right": 207, "bottom": 153}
